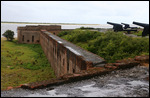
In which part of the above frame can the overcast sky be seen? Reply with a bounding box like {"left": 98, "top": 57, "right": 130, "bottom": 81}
{"left": 1, "top": 1, "right": 149, "bottom": 24}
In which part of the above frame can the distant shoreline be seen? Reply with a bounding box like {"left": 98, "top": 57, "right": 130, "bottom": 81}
{"left": 1, "top": 21, "right": 100, "bottom": 25}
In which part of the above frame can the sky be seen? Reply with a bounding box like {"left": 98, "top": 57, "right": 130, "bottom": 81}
{"left": 1, "top": 1, "right": 149, "bottom": 24}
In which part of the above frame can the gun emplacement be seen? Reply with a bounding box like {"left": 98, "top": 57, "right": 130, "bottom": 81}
{"left": 107, "top": 22, "right": 123, "bottom": 32}
{"left": 107, "top": 22, "right": 137, "bottom": 33}
{"left": 121, "top": 23, "right": 137, "bottom": 29}
{"left": 133, "top": 21, "right": 149, "bottom": 36}
{"left": 121, "top": 23, "right": 130, "bottom": 29}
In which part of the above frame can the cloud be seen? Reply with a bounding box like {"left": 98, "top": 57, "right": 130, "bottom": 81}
{"left": 1, "top": 1, "right": 149, "bottom": 24}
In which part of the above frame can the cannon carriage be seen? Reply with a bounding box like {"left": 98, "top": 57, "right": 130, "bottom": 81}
{"left": 133, "top": 21, "right": 149, "bottom": 37}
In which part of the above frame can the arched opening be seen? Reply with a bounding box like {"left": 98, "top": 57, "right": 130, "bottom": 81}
{"left": 73, "top": 69, "right": 75, "bottom": 73}
{"left": 67, "top": 63, "right": 69, "bottom": 72}
{"left": 63, "top": 59, "right": 65, "bottom": 66}
{"left": 32, "top": 36, "right": 34, "bottom": 42}
{"left": 37, "top": 40, "right": 39, "bottom": 43}
{"left": 22, "top": 35, "right": 24, "bottom": 41}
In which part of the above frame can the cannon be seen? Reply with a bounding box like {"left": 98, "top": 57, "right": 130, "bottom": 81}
{"left": 121, "top": 23, "right": 137, "bottom": 29}
{"left": 107, "top": 22, "right": 123, "bottom": 32}
{"left": 107, "top": 22, "right": 137, "bottom": 34}
{"left": 121, "top": 23, "right": 130, "bottom": 29}
{"left": 133, "top": 21, "right": 149, "bottom": 37}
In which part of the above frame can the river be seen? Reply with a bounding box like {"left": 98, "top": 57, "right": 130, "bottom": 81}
{"left": 1, "top": 23, "right": 113, "bottom": 38}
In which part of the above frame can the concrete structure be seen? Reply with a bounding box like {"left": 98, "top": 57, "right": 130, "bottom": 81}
{"left": 17, "top": 25, "right": 105, "bottom": 77}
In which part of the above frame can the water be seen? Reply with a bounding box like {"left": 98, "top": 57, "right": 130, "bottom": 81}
{"left": 1, "top": 23, "right": 112, "bottom": 38}
{"left": 1, "top": 65, "right": 149, "bottom": 97}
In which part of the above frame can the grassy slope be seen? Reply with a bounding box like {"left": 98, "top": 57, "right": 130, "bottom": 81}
{"left": 58, "top": 30, "right": 149, "bottom": 63}
{"left": 1, "top": 38, "right": 56, "bottom": 90}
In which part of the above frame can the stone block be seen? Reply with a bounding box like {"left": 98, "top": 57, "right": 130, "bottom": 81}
{"left": 134, "top": 55, "right": 149, "bottom": 63}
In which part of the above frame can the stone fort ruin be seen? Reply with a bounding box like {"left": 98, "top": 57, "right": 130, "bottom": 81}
{"left": 17, "top": 25, "right": 105, "bottom": 77}
{"left": 17, "top": 25, "right": 61, "bottom": 44}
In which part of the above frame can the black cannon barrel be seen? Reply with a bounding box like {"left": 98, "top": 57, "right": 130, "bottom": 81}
{"left": 107, "top": 22, "right": 123, "bottom": 32}
{"left": 121, "top": 23, "right": 130, "bottom": 29}
{"left": 133, "top": 21, "right": 149, "bottom": 27}
{"left": 107, "top": 22, "right": 122, "bottom": 26}
{"left": 121, "top": 23, "right": 138, "bottom": 29}
{"left": 121, "top": 23, "right": 130, "bottom": 26}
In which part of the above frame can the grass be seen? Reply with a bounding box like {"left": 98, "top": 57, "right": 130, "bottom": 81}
{"left": 133, "top": 30, "right": 149, "bottom": 36}
{"left": 1, "top": 38, "right": 56, "bottom": 90}
{"left": 58, "top": 30, "right": 149, "bottom": 63}
{"left": 132, "top": 30, "right": 143, "bottom": 36}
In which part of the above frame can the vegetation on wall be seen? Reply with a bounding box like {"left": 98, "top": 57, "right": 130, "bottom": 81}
{"left": 58, "top": 30, "right": 149, "bottom": 63}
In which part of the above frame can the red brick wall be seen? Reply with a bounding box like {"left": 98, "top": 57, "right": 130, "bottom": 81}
{"left": 40, "top": 31, "right": 88, "bottom": 77}
{"left": 17, "top": 25, "right": 61, "bottom": 44}
{"left": 17, "top": 25, "right": 105, "bottom": 78}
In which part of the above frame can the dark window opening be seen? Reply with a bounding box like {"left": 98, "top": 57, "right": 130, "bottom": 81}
{"left": 73, "top": 69, "right": 75, "bottom": 73}
{"left": 55, "top": 47, "right": 57, "bottom": 55}
{"left": 67, "top": 64, "right": 69, "bottom": 72}
{"left": 32, "top": 36, "right": 34, "bottom": 42}
{"left": 60, "top": 56, "right": 61, "bottom": 62}
{"left": 63, "top": 59, "right": 65, "bottom": 66}
{"left": 37, "top": 40, "right": 39, "bottom": 43}
{"left": 22, "top": 35, "right": 24, "bottom": 41}
{"left": 27, "top": 40, "right": 30, "bottom": 42}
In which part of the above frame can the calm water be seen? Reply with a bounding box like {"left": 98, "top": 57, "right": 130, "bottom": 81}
{"left": 1, "top": 23, "right": 113, "bottom": 38}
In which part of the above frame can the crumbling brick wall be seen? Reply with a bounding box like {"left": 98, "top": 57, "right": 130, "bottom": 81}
{"left": 40, "top": 30, "right": 105, "bottom": 77}
{"left": 40, "top": 31, "right": 88, "bottom": 77}
{"left": 17, "top": 25, "right": 61, "bottom": 44}
{"left": 17, "top": 25, "right": 105, "bottom": 78}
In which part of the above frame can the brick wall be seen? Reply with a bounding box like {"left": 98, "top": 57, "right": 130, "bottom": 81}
{"left": 40, "top": 30, "right": 105, "bottom": 77}
{"left": 17, "top": 25, "right": 61, "bottom": 44}
{"left": 40, "top": 31, "right": 82, "bottom": 77}
{"left": 17, "top": 25, "right": 105, "bottom": 78}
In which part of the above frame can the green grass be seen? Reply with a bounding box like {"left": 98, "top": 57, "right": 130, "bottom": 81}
{"left": 133, "top": 30, "right": 143, "bottom": 36}
{"left": 1, "top": 38, "right": 56, "bottom": 90}
{"left": 58, "top": 30, "right": 149, "bottom": 63}
{"left": 133, "top": 30, "right": 149, "bottom": 37}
